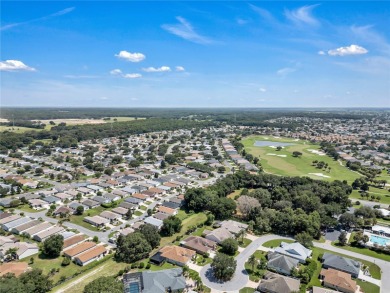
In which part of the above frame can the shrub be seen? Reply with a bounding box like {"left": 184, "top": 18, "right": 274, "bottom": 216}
{"left": 146, "top": 263, "right": 151, "bottom": 269}
{"left": 61, "top": 257, "right": 71, "bottom": 266}
{"left": 131, "top": 263, "right": 137, "bottom": 269}
{"left": 138, "top": 262, "right": 145, "bottom": 269}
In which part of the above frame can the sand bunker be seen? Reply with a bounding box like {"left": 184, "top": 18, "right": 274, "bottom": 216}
{"left": 308, "top": 173, "right": 330, "bottom": 178}
{"left": 267, "top": 153, "right": 287, "bottom": 158}
{"left": 307, "top": 149, "right": 326, "bottom": 156}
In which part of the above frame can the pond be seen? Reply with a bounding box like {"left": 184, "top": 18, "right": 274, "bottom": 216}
{"left": 254, "top": 140, "right": 295, "bottom": 147}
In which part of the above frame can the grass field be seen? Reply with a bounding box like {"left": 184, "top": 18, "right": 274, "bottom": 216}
{"left": 350, "top": 189, "right": 390, "bottom": 205}
{"left": 0, "top": 125, "right": 40, "bottom": 133}
{"left": 262, "top": 239, "right": 294, "bottom": 248}
{"left": 357, "top": 279, "right": 380, "bottom": 293}
{"left": 242, "top": 136, "right": 361, "bottom": 183}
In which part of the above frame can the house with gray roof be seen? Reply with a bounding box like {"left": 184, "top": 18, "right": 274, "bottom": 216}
{"left": 322, "top": 253, "right": 361, "bottom": 278}
{"left": 204, "top": 228, "right": 233, "bottom": 244}
{"left": 11, "top": 219, "right": 41, "bottom": 234}
{"left": 258, "top": 272, "right": 300, "bottom": 293}
{"left": 2, "top": 217, "right": 31, "bottom": 232}
{"left": 267, "top": 252, "right": 299, "bottom": 276}
{"left": 274, "top": 242, "right": 312, "bottom": 263}
{"left": 123, "top": 268, "right": 186, "bottom": 293}
{"left": 143, "top": 216, "right": 163, "bottom": 230}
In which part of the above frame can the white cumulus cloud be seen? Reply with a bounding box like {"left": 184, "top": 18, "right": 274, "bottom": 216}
{"left": 115, "top": 51, "right": 145, "bottom": 62}
{"left": 123, "top": 73, "right": 142, "bottom": 79}
{"left": 175, "top": 66, "right": 185, "bottom": 72}
{"left": 327, "top": 44, "right": 368, "bottom": 56}
{"left": 318, "top": 50, "right": 326, "bottom": 55}
{"left": 110, "top": 69, "right": 122, "bottom": 75}
{"left": 0, "top": 60, "right": 36, "bottom": 71}
{"left": 142, "top": 66, "right": 171, "bottom": 72}
{"left": 259, "top": 87, "right": 267, "bottom": 92}
{"left": 277, "top": 67, "right": 296, "bottom": 76}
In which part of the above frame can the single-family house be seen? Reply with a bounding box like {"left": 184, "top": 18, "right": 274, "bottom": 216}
{"left": 84, "top": 216, "right": 109, "bottom": 227}
{"left": 322, "top": 253, "right": 360, "bottom": 278}
{"left": 53, "top": 193, "right": 73, "bottom": 202}
{"left": 267, "top": 252, "right": 299, "bottom": 276}
{"left": 151, "top": 246, "right": 196, "bottom": 266}
{"left": 132, "top": 193, "right": 148, "bottom": 201}
{"left": 157, "top": 206, "right": 177, "bottom": 216}
{"left": 0, "top": 241, "right": 39, "bottom": 260}
{"left": 69, "top": 202, "right": 89, "bottom": 212}
{"left": 180, "top": 236, "right": 217, "bottom": 255}
{"left": 99, "top": 211, "right": 121, "bottom": 223}
{"left": 82, "top": 199, "right": 100, "bottom": 209}
{"left": 102, "top": 193, "right": 120, "bottom": 202}
{"left": 153, "top": 212, "right": 169, "bottom": 221}
{"left": 143, "top": 217, "right": 163, "bottom": 230}
{"left": 257, "top": 272, "right": 300, "bottom": 293}
{"left": 123, "top": 268, "right": 186, "bottom": 293}
{"left": 111, "top": 207, "right": 129, "bottom": 218}
{"left": 219, "top": 220, "right": 248, "bottom": 235}
{"left": 204, "top": 228, "right": 233, "bottom": 244}
{"left": 28, "top": 198, "right": 49, "bottom": 210}
{"left": 53, "top": 206, "right": 73, "bottom": 217}
{"left": 42, "top": 196, "right": 61, "bottom": 205}
{"left": 274, "top": 242, "right": 312, "bottom": 264}
{"left": 320, "top": 268, "right": 357, "bottom": 293}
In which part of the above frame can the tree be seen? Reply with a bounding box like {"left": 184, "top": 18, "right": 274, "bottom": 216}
{"left": 295, "top": 232, "right": 313, "bottom": 248}
{"left": 76, "top": 205, "right": 84, "bottom": 215}
{"left": 61, "top": 257, "right": 71, "bottom": 266}
{"left": 125, "top": 209, "right": 133, "bottom": 220}
{"left": 211, "top": 253, "right": 237, "bottom": 281}
{"left": 276, "top": 146, "right": 282, "bottom": 151}
{"left": 43, "top": 234, "right": 64, "bottom": 257}
{"left": 338, "top": 231, "right": 348, "bottom": 246}
{"left": 115, "top": 233, "right": 151, "bottom": 263}
{"left": 19, "top": 268, "right": 53, "bottom": 293}
{"left": 160, "top": 160, "right": 167, "bottom": 169}
{"left": 160, "top": 216, "right": 182, "bottom": 236}
{"left": 84, "top": 276, "right": 124, "bottom": 293}
{"left": 139, "top": 224, "right": 161, "bottom": 248}
{"left": 248, "top": 254, "right": 257, "bottom": 272}
{"left": 339, "top": 213, "right": 357, "bottom": 229}
{"left": 205, "top": 213, "right": 215, "bottom": 226}
{"left": 35, "top": 168, "right": 44, "bottom": 175}
{"left": 292, "top": 151, "right": 302, "bottom": 158}
{"left": 93, "top": 236, "right": 99, "bottom": 243}
{"left": 220, "top": 238, "right": 238, "bottom": 255}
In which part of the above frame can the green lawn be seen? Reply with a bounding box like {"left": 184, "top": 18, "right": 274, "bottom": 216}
{"left": 332, "top": 242, "right": 390, "bottom": 262}
{"left": 239, "top": 238, "right": 252, "bottom": 248}
{"left": 356, "top": 280, "right": 380, "bottom": 293}
{"left": 67, "top": 206, "right": 106, "bottom": 232}
{"left": 133, "top": 210, "right": 143, "bottom": 216}
{"left": 244, "top": 250, "right": 267, "bottom": 282}
{"left": 239, "top": 288, "right": 256, "bottom": 293}
{"left": 18, "top": 204, "right": 43, "bottom": 213}
{"left": 0, "top": 125, "right": 42, "bottom": 133}
{"left": 159, "top": 212, "right": 207, "bottom": 247}
{"left": 242, "top": 135, "right": 361, "bottom": 183}
{"left": 192, "top": 225, "right": 213, "bottom": 237}
{"left": 195, "top": 254, "right": 213, "bottom": 266}
{"left": 23, "top": 253, "right": 112, "bottom": 285}
{"left": 139, "top": 205, "right": 147, "bottom": 211}
{"left": 350, "top": 189, "right": 390, "bottom": 205}
{"left": 262, "top": 239, "right": 294, "bottom": 248}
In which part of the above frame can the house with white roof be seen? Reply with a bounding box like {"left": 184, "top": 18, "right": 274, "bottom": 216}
{"left": 274, "top": 242, "right": 312, "bottom": 263}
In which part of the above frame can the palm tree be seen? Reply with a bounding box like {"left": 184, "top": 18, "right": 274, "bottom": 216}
{"left": 248, "top": 255, "right": 257, "bottom": 272}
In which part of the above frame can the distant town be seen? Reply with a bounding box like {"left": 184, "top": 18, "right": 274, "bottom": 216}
{"left": 0, "top": 108, "right": 389, "bottom": 293}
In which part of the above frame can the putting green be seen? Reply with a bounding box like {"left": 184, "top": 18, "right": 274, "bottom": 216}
{"left": 242, "top": 135, "right": 361, "bottom": 183}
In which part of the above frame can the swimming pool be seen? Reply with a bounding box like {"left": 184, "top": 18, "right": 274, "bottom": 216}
{"left": 370, "top": 235, "right": 390, "bottom": 246}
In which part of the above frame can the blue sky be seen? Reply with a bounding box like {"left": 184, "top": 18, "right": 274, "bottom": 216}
{"left": 1, "top": 1, "right": 389, "bottom": 107}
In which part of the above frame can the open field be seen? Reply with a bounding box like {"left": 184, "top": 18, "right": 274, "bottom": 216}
{"left": 0, "top": 117, "right": 143, "bottom": 132}
{"left": 0, "top": 125, "right": 40, "bottom": 133}
{"left": 350, "top": 189, "right": 390, "bottom": 205}
{"left": 242, "top": 135, "right": 361, "bottom": 183}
